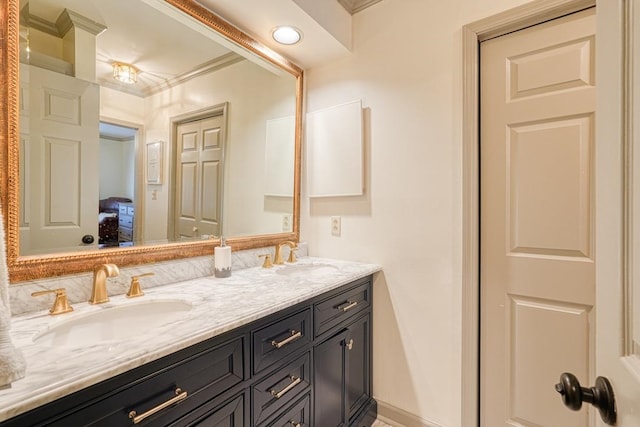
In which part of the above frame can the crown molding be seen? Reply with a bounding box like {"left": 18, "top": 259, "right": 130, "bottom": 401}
{"left": 56, "top": 8, "right": 107, "bottom": 37}
{"left": 337, "top": 0, "right": 383, "bottom": 14}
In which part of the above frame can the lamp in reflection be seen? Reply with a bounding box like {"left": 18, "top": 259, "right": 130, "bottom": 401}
{"left": 112, "top": 62, "right": 137, "bottom": 84}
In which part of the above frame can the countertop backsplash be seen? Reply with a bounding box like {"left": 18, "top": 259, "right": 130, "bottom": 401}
{"left": 9, "top": 242, "right": 308, "bottom": 316}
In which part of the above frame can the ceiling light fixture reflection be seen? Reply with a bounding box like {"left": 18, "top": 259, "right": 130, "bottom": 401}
{"left": 112, "top": 62, "right": 138, "bottom": 84}
{"left": 272, "top": 26, "right": 302, "bottom": 45}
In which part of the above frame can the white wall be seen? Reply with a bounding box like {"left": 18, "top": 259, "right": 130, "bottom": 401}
{"left": 99, "top": 137, "right": 135, "bottom": 200}
{"left": 300, "top": 0, "right": 528, "bottom": 426}
{"left": 100, "top": 87, "right": 145, "bottom": 125}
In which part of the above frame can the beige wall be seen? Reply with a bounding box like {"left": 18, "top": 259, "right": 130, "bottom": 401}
{"left": 301, "top": 0, "right": 528, "bottom": 426}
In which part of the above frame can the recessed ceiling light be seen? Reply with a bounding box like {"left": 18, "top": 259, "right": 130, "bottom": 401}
{"left": 272, "top": 26, "right": 302, "bottom": 45}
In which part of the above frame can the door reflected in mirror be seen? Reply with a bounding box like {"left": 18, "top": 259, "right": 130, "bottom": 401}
{"left": 18, "top": 0, "right": 296, "bottom": 256}
{"left": 98, "top": 122, "right": 137, "bottom": 249}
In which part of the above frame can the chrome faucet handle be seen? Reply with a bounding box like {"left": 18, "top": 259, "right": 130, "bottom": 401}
{"left": 31, "top": 288, "right": 74, "bottom": 315}
{"left": 259, "top": 254, "right": 273, "bottom": 268}
{"left": 127, "top": 273, "right": 154, "bottom": 298}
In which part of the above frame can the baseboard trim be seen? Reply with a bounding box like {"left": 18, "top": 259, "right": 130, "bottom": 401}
{"left": 353, "top": 398, "right": 378, "bottom": 426}
{"left": 376, "top": 400, "right": 444, "bottom": 427}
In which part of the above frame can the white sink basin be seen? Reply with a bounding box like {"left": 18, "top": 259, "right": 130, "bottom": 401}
{"left": 33, "top": 299, "right": 192, "bottom": 347}
{"left": 275, "top": 263, "right": 339, "bottom": 278}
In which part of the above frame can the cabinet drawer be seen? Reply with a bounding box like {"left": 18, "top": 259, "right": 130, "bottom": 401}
{"left": 253, "top": 352, "right": 310, "bottom": 425}
{"left": 314, "top": 280, "right": 371, "bottom": 337}
{"left": 118, "top": 204, "right": 134, "bottom": 216}
{"left": 252, "top": 309, "right": 311, "bottom": 374}
{"left": 259, "top": 392, "right": 310, "bottom": 427}
{"left": 46, "top": 336, "right": 246, "bottom": 426}
{"left": 169, "top": 392, "right": 247, "bottom": 427}
{"left": 119, "top": 214, "right": 133, "bottom": 228}
{"left": 119, "top": 228, "right": 133, "bottom": 241}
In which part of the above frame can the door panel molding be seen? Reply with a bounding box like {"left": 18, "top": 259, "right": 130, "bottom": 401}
{"left": 461, "top": 1, "right": 595, "bottom": 426}
{"left": 507, "top": 114, "right": 593, "bottom": 259}
{"left": 507, "top": 35, "right": 595, "bottom": 100}
{"left": 507, "top": 295, "right": 592, "bottom": 426}
{"left": 46, "top": 137, "right": 81, "bottom": 225}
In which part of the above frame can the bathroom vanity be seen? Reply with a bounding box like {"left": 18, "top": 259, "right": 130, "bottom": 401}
{"left": 0, "top": 258, "right": 379, "bottom": 426}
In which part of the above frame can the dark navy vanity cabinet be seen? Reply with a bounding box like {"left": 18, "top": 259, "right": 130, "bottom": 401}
{"left": 0, "top": 276, "right": 375, "bottom": 426}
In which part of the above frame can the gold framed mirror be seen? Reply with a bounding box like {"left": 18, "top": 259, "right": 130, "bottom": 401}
{"left": 0, "top": 0, "right": 303, "bottom": 282}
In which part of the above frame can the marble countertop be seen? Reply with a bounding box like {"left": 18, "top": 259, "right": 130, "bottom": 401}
{"left": 0, "top": 257, "right": 380, "bottom": 422}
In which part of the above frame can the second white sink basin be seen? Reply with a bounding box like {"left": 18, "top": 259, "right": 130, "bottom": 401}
{"left": 33, "top": 299, "right": 192, "bottom": 347}
{"left": 275, "top": 263, "right": 339, "bottom": 278}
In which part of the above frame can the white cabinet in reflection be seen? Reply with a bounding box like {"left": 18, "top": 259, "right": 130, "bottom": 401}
{"left": 264, "top": 116, "right": 295, "bottom": 197}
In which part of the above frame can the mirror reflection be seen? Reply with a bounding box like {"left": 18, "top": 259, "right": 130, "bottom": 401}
{"left": 18, "top": 0, "right": 297, "bottom": 256}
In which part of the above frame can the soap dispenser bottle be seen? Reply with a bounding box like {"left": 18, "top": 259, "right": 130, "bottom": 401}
{"left": 214, "top": 237, "right": 232, "bottom": 278}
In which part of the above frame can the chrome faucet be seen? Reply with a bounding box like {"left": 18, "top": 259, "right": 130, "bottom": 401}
{"left": 89, "top": 264, "right": 120, "bottom": 304}
{"left": 274, "top": 241, "right": 297, "bottom": 265}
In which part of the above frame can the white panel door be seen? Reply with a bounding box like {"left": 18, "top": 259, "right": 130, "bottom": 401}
{"left": 595, "top": 1, "right": 640, "bottom": 426}
{"left": 25, "top": 66, "right": 99, "bottom": 254}
{"left": 480, "top": 9, "right": 596, "bottom": 426}
{"left": 175, "top": 115, "right": 224, "bottom": 239}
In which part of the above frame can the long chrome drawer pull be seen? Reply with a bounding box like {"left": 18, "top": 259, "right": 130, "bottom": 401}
{"left": 271, "top": 376, "right": 302, "bottom": 399}
{"left": 340, "top": 301, "right": 358, "bottom": 312}
{"left": 128, "top": 387, "right": 188, "bottom": 424}
{"left": 272, "top": 330, "right": 302, "bottom": 348}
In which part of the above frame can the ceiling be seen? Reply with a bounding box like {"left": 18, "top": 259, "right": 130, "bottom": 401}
{"left": 24, "top": 0, "right": 384, "bottom": 93}
{"left": 195, "top": 0, "right": 362, "bottom": 69}
{"left": 26, "top": 0, "right": 242, "bottom": 96}
{"left": 23, "top": 0, "right": 381, "bottom": 148}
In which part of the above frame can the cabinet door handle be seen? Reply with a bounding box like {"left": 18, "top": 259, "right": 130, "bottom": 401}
{"left": 289, "top": 420, "right": 303, "bottom": 427}
{"left": 128, "top": 387, "right": 188, "bottom": 424}
{"left": 346, "top": 338, "right": 354, "bottom": 350}
{"left": 340, "top": 301, "right": 358, "bottom": 312}
{"left": 270, "top": 376, "right": 302, "bottom": 399}
{"left": 272, "top": 330, "right": 302, "bottom": 348}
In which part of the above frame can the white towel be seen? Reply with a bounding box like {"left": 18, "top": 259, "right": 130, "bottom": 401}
{"left": 0, "top": 203, "right": 25, "bottom": 388}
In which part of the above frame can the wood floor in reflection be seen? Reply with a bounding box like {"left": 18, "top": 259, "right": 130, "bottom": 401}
{"left": 372, "top": 419, "right": 395, "bottom": 427}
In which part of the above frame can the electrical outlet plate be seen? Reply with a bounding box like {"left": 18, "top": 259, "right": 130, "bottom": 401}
{"left": 331, "top": 216, "right": 341, "bottom": 236}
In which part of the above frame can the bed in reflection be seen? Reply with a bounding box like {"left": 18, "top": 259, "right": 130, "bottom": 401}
{"left": 98, "top": 197, "right": 132, "bottom": 247}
